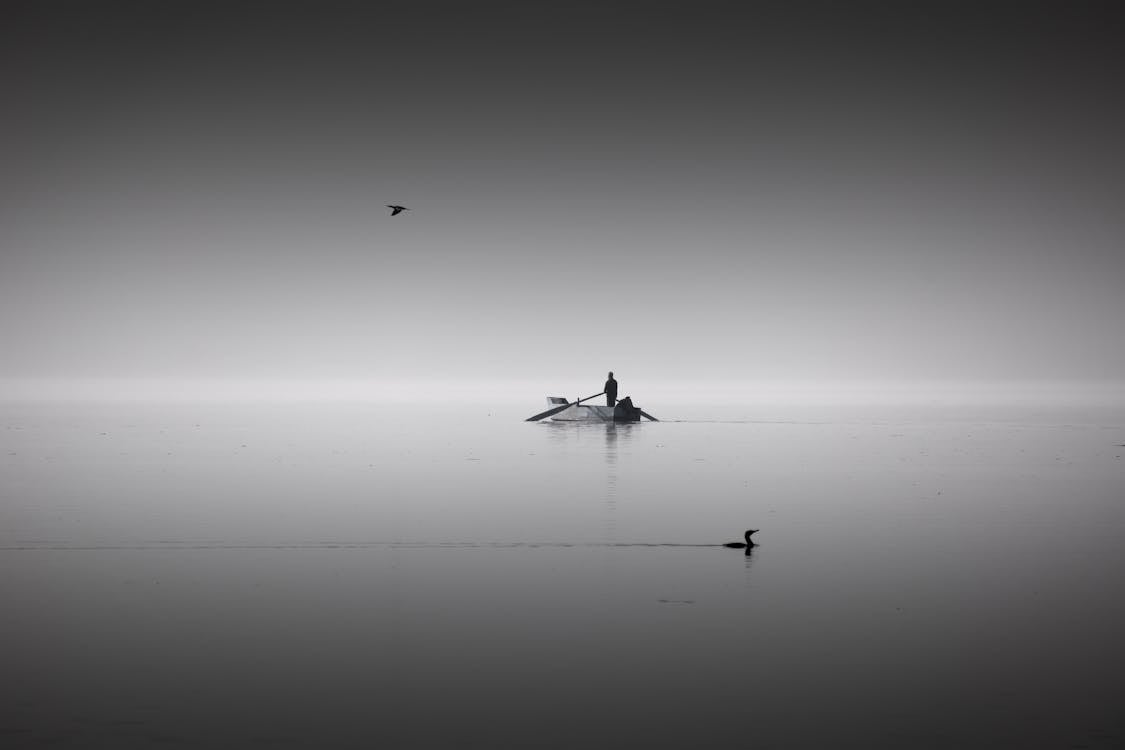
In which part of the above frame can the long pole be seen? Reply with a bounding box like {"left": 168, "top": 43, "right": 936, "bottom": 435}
{"left": 525, "top": 391, "right": 605, "bottom": 422}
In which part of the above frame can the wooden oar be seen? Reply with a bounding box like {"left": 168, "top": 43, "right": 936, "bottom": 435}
{"left": 639, "top": 410, "right": 659, "bottom": 421}
{"left": 525, "top": 392, "right": 605, "bottom": 422}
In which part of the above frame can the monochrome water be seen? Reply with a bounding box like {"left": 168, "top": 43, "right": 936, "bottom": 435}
{"left": 5, "top": 0, "right": 1125, "bottom": 746}
{"left": 3, "top": 396, "right": 1123, "bottom": 748}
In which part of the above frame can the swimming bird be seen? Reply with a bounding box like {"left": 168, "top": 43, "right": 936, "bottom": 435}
{"left": 387, "top": 205, "right": 410, "bottom": 216}
{"left": 723, "top": 529, "right": 758, "bottom": 548}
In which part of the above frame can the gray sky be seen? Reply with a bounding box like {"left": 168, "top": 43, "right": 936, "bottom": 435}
{"left": 2, "top": 1, "right": 1123, "bottom": 388}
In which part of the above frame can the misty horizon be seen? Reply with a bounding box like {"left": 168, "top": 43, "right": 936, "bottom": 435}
{"left": 2, "top": 377, "right": 1123, "bottom": 411}
{"left": 4, "top": 4, "right": 1125, "bottom": 747}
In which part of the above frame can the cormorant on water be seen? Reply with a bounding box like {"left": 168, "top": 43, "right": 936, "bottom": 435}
{"left": 723, "top": 529, "right": 759, "bottom": 548}
{"left": 387, "top": 205, "right": 410, "bottom": 216}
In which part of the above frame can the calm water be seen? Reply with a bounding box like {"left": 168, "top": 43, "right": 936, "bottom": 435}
{"left": 2, "top": 399, "right": 1124, "bottom": 748}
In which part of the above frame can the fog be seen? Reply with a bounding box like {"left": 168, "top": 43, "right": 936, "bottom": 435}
{"left": 3, "top": 2, "right": 1124, "bottom": 388}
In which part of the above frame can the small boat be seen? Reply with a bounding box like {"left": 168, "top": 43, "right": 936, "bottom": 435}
{"left": 542, "top": 396, "right": 645, "bottom": 422}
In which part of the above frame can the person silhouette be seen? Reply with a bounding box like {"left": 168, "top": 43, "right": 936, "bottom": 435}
{"left": 604, "top": 371, "right": 618, "bottom": 407}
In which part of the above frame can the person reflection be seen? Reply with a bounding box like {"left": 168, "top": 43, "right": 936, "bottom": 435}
{"left": 603, "top": 422, "right": 618, "bottom": 467}
{"left": 602, "top": 423, "right": 620, "bottom": 538}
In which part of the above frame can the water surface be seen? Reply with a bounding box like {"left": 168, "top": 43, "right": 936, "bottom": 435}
{"left": 2, "top": 400, "right": 1124, "bottom": 748}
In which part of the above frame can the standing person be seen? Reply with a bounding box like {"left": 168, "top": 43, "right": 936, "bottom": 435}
{"left": 604, "top": 371, "right": 618, "bottom": 407}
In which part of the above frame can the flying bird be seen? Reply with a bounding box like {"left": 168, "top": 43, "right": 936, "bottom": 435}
{"left": 387, "top": 205, "right": 410, "bottom": 216}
